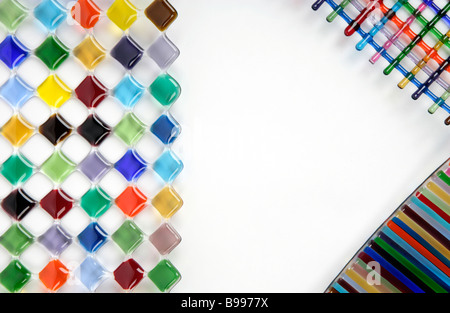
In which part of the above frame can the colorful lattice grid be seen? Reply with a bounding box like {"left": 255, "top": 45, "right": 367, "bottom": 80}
{"left": 313, "top": 0, "right": 450, "bottom": 124}
{"left": 313, "top": 0, "right": 450, "bottom": 293}
{"left": 0, "top": 0, "right": 182, "bottom": 293}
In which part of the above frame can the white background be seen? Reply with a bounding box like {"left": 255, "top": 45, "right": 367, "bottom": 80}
{"left": 167, "top": 0, "right": 450, "bottom": 292}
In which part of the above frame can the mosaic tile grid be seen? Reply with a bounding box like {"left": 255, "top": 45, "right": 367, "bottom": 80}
{"left": 0, "top": 0, "right": 182, "bottom": 293}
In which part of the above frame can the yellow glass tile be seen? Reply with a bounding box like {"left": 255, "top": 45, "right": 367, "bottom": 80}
{"left": 37, "top": 75, "right": 72, "bottom": 108}
{"left": 106, "top": 0, "right": 138, "bottom": 31}
{"left": 73, "top": 36, "right": 106, "bottom": 70}
{"left": 151, "top": 186, "right": 183, "bottom": 219}
{"left": 1, "top": 114, "right": 34, "bottom": 147}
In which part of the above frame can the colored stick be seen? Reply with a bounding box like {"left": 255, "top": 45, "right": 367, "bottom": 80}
{"left": 384, "top": 2, "right": 450, "bottom": 75}
{"left": 312, "top": 0, "right": 327, "bottom": 11}
{"left": 327, "top": 0, "right": 353, "bottom": 22}
{"left": 344, "top": 0, "right": 381, "bottom": 36}
{"left": 398, "top": 30, "right": 450, "bottom": 89}
{"left": 370, "top": 1, "right": 429, "bottom": 64}
{"left": 412, "top": 56, "right": 450, "bottom": 100}
{"left": 357, "top": 0, "right": 409, "bottom": 51}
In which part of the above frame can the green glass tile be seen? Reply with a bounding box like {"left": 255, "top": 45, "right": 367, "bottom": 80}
{"left": 0, "top": 223, "right": 34, "bottom": 256}
{"left": 80, "top": 186, "right": 112, "bottom": 218}
{"left": 41, "top": 150, "right": 76, "bottom": 184}
{"left": 0, "top": 0, "right": 27, "bottom": 32}
{"left": 35, "top": 35, "right": 70, "bottom": 70}
{"left": 0, "top": 153, "right": 33, "bottom": 185}
{"left": 149, "top": 73, "right": 181, "bottom": 107}
{"left": 148, "top": 259, "right": 181, "bottom": 292}
{"left": 0, "top": 260, "right": 31, "bottom": 292}
{"left": 114, "top": 113, "right": 146, "bottom": 146}
{"left": 112, "top": 220, "right": 144, "bottom": 254}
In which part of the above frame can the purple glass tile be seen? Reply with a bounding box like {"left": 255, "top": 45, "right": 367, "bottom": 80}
{"left": 79, "top": 151, "right": 110, "bottom": 183}
{"left": 38, "top": 224, "right": 72, "bottom": 256}
{"left": 147, "top": 34, "right": 179, "bottom": 70}
{"left": 149, "top": 223, "right": 181, "bottom": 255}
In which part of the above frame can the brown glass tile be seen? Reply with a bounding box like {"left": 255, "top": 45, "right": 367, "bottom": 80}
{"left": 144, "top": 0, "right": 177, "bottom": 31}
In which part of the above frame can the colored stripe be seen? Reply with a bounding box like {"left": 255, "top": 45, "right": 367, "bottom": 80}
{"left": 387, "top": 221, "right": 450, "bottom": 277}
{"left": 345, "top": 268, "right": 381, "bottom": 293}
{"left": 332, "top": 282, "right": 348, "bottom": 293}
{"left": 381, "top": 227, "right": 450, "bottom": 291}
{"left": 416, "top": 192, "right": 450, "bottom": 224}
{"left": 364, "top": 246, "right": 423, "bottom": 292}
{"left": 410, "top": 196, "right": 450, "bottom": 232}
{"left": 397, "top": 211, "right": 450, "bottom": 259}
{"left": 392, "top": 217, "right": 450, "bottom": 268}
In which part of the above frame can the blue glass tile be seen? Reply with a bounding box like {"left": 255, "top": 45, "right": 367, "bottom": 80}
{"left": 113, "top": 75, "right": 145, "bottom": 108}
{"left": 0, "top": 76, "right": 33, "bottom": 108}
{"left": 76, "top": 256, "right": 107, "bottom": 291}
{"left": 153, "top": 150, "right": 183, "bottom": 183}
{"left": 150, "top": 114, "right": 180, "bottom": 145}
{"left": 34, "top": 0, "right": 67, "bottom": 31}
{"left": 77, "top": 222, "right": 108, "bottom": 253}
{"left": 0, "top": 35, "right": 29, "bottom": 69}
{"left": 110, "top": 36, "right": 143, "bottom": 70}
{"left": 114, "top": 150, "right": 147, "bottom": 182}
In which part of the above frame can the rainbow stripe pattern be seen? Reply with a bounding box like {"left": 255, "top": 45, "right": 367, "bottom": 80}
{"left": 327, "top": 159, "right": 450, "bottom": 293}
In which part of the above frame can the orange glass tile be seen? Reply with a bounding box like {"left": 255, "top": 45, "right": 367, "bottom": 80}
{"left": 39, "top": 259, "right": 69, "bottom": 292}
{"left": 1, "top": 114, "right": 34, "bottom": 147}
{"left": 71, "top": 0, "right": 101, "bottom": 29}
{"left": 115, "top": 186, "right": 148, "bottom": 217}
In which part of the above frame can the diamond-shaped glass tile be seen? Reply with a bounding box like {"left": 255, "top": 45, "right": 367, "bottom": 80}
{"left": 153, "top": 150, "right": 183, "bottom": 183}
{"left": 113, "top": 259, "right": 144, "bottom": 290}
{"left": 39, "top": 114, "right": 73, "bottom": 146}
{"left": 79, "top": 151, "right": 110, "bottom": 183}
{"left": 80, "top": 186, "right": 112, "bottom": 218}
{"left": 148, "top": 259, "right": 180, "bottom": 292}
{"left": 0, "top": 0, "right": 27, "bottom": 32}
{"left": 38, "top": 224, "right": 72, "bottom": 256}
{"left": 37, "top": 75, "right": 72, "bottom": 109}
{"left": 148, "top": 34, "right": 179, "bottom": 70}
{"left": 144, "top": 0, "right": 178, "bottom": 32}
{"left": 35, "top": 36, "right": 70, "bottom": 71}
{"left": 71, "top": 0, "right": 101, "bottom": 29}
{"left": 1, "top": 189, "right": 37, "bottom": 221}
{"left": 77, "top": 222, "right": 108, "bottom": 253}
{"left": 111, "top": 36, "right": 144, "bottom": 70}
{"left": 0, "top": 260, "right": 31, "bottom": 293}
{"left": 0, "top": 76, "right": 34, "bottom": 108}
{"left": 40, "top": 189, "right": 73, "bottom": 219}
{"left": 73, "top": 36, "right": 106, "bottom": 70}
{"left": 0, "top": 223, "right": 34, "bottom": 256}
{"left": 149, "top": 73, "right": 181, "bottom": 107}
{"left": 0, "top": 35, "right": 29, "bottom": 69}
{"left": 75, "top": 76, "right": 108, "bottom": 108}
{"left": 1, "top": 114, "right": 34, "bottom": 147}
{"left": 149, "top": 223, "right": 181, "bottom": 255}
{"left": 1, "top": 153, "right": 34, "bottom": 186}
{"left": 113, "top": 75, "right": 145, "bottom": 108}
{"left": 114, "top": 113, "right": 146, "bottom": 146}
{"left": 150, "top": 114, "right": 181, "bottom": 145}
{"left": 77, "top": 114, "right": 111, "bottom": 146}
{"left": 76, "top": 256, "right": 107, "bottom": 291}
{"left": 41, "top": 150, "right": 76, "bottom": 184}
{"left": 39, "top": 259, "right": 69, "bottom": 292}
{"left": 115, "top": 186, "right": 147, "bottom": 217}
{"left": 115, "top": 149, "right": 147, "bottom": 182}
{"left": 107, "top": 0, "right": 138, "bottom": 31}
{"left": 151, "top": 186, "right": 183, "bottom": 219}
{"left": 112, "top": 220, "right": 144, "bottom": 254}
{"left": 34, "top": 0, "right": 67, "bottom": 31}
